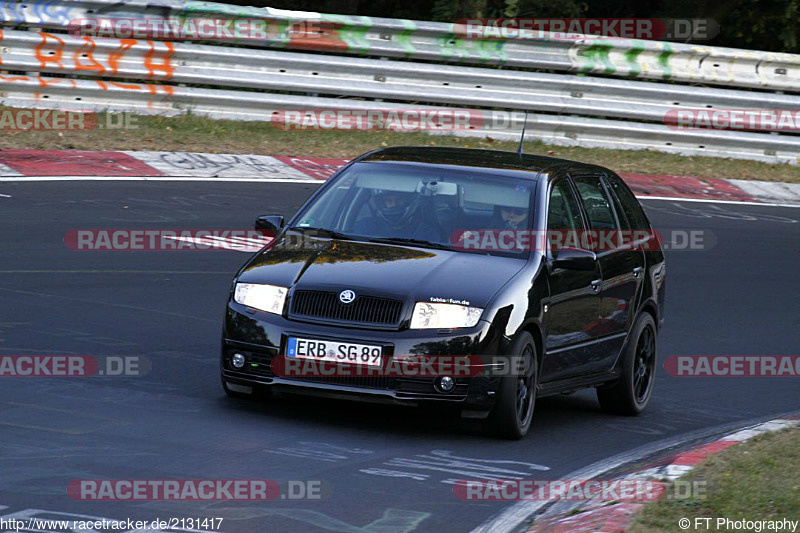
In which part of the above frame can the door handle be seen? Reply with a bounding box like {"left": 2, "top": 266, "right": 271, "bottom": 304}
{"left": 633, "top": 266, "right": 644, "bottom": 278}
{"left": 590, "top": 279, "right": 602, "bottom": 292}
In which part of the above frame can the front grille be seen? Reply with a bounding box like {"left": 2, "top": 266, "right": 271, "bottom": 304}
{"left": 289, "top": 374, "right": 394, "bottom": 390}
{"left": 225, "top": 349, "right": 471, "bottom": 396}
{"left": 227, "top": 350, "right": 392, "bottom": 389}
{"left": 290, "top": 290, "right": 403, "bottom": 326}
{"left": 246, "top": 352, "right": 275, "bottom": 378}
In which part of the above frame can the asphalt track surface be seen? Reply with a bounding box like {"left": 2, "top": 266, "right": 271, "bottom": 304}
{"left": 1, "top": 180, "right": 799, "bottom": 532}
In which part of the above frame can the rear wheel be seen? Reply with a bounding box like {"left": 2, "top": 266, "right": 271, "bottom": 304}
{"left": 485, "top": 332, "right": 538, "bottom": 439}
{"left": 597, "top": 313, "right": 657, "bottom": 415}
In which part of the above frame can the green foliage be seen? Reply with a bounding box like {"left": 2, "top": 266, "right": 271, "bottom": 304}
{"left": 192, "top": 0, "right": 800, "bottom": 52}
{"left": 431, "top": 0, "right": 459, "bottom": 21}
{"left": 714, "top": 0, "right": 800, "bottom": 53}
{"left": 503, "top": 0, "right": 520, "bottom": 18}
{"left": 516, "top": 0, "right": 586, "bottom": 18}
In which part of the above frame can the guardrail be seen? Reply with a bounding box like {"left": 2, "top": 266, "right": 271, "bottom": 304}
{"left": 1, "top": 0, "right": 799, "bottom": 164}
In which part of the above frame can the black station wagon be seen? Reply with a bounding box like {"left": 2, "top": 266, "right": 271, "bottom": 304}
{"left": 221, "top": 147, "right": 666, "bottom": 439}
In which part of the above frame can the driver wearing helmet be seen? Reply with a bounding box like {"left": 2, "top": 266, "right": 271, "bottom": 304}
{"left": 490, "top": 204, "right": 529, "bottom": 230}
{"left": 354, "top": 189, "right": 437, "bottom": 239}
{"left": 454, "top": 202, "right": 529, "bottom": 248}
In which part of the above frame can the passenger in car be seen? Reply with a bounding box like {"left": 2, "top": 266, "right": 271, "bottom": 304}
{"left": 490, "top": 204, "right": 530, "bottom": 230}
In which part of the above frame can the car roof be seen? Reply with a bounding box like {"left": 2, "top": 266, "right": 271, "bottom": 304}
{"left": 356, "top": 146, "right": 604, "bottom": 181}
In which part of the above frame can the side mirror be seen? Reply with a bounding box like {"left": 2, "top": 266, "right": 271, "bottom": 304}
{"left": 255, "top": 215, "right": 284, "bottom": 231}
{"left": 551, "top": 248, "right": 597, "bottom": 271}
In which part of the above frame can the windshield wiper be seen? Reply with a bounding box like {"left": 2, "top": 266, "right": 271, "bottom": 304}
{"left": 286, "top": 226, "right": 355, "bottom": 240}
{"left": 368, "top": 237, "right": 452, "bottom": 250}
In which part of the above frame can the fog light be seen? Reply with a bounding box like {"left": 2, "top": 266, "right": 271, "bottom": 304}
{"left": 231, "top": 353, "right": 246, "bottom": 369}
{"left": 437, "top": 376, "right": 455, "bottom": 393}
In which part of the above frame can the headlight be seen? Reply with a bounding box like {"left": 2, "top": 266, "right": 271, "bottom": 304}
{"left": 409, "top": 302, "right": 483, "bottom": 329}
{"left": 234, "top": 283, "right": 288, "bottom": 315}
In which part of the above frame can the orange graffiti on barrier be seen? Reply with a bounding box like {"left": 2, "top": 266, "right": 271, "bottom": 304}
{"left": 0, "top": 74, "right": 31, "bottom": 83}
{"left": 35, "top": 33, "right": 67, "bottom": 70}
{"left": 144, "top": 41, "right": 175, "bottom": 78}
{"left": 0, "top": 30, "right": 177, "bottom": 103}
{"left": 0, "top": 72, "right": 174, "bottom": 99}
{"left": 93, "top": 79, "right": 175, "bottom": 96}
{"left": 74, "top": 37, "right": 106, "bottom": 74}
{"left": 107, "top": 39, "right": 137, "bottom": 74}
{"left": 38, "top": 77, "right": 78, "bottom": 89}
{"left": 29, "top": 34, "right": 175, "bottom": 80}
{"left": 108, "top": 79, "right": 146, "bottom": 91}
{"left": 105, "top": 80, "right": 174, "bottom": 96}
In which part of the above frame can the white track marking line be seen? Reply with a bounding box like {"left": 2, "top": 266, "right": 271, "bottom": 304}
{"left": 638, "top": 195, "right": 800, "bottom": 208}
{"left": 3, "top": 176, "right": 800, "bottom": 208}
{"left": 0, "top": 176, "right": 325, "bottom": 183}
{"left": 0, "top": 270, "right": 232, "bottom": 274}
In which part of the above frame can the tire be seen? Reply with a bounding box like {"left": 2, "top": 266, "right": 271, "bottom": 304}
{"left": 596, "top": 313, "right": 657, "bottom": 415}
{"left": 485, "top": 332, "right": 538, "bottom": 439}
{"left": 221, "top": 377, "right": 272, "bottom": 401}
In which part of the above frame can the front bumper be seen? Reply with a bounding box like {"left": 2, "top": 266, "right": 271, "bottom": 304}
{"left": 221, "top": 301, "right": 509, "bottom": 410}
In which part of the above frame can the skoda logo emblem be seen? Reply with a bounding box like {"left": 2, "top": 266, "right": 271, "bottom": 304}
{"left": 339, "top": 290, "right": 356, "bottom": 304}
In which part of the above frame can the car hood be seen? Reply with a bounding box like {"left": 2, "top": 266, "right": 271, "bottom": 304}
{"left": 237, "top": 236, "right": 526, "bottom": 308}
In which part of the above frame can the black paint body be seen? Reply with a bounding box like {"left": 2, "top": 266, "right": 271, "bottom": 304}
{"left": 221, "top": 147, "right": 666, "bottom": 414}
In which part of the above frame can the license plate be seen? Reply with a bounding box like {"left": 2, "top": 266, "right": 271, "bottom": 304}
{"left": 286, "top": 337, "right": 383, "bottom": 367}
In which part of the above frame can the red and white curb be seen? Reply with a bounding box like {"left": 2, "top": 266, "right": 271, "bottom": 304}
{"left": 728, "top": 179, "right": 800, "bottom": 205}
{"left": 1, "top": 149, "right": 800, "bottom": 206}
{"left": 526, "top": 416, "right": 800, "bottom": 533}
{"left": 0, "top": 150, "right": 347, "bottom": 181}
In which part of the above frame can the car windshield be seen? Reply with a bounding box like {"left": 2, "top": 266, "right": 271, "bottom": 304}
{"left": 291, "top": 162, "right": 536, "bottom": 255}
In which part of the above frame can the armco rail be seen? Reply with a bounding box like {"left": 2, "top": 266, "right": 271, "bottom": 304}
{"left": 1, "top": 0, "right": 799, "bottom": 164}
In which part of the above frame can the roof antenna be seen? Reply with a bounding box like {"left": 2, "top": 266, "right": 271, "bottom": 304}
{"left": 517, "top": 110, "right": 529, "bottom": 156}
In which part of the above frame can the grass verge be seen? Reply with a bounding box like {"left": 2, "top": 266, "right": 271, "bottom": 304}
{"left": 3, "top": 108, "right": 800, "bottom": 183}
{"left": 629, "top": 426, "right": 800, "bottom": 532}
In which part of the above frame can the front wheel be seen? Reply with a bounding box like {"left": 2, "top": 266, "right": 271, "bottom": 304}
{"left": 596, "top": 313, "right": 657, "bottom": 415}
{"left": 485, "top": 332, "right": 538, "bottom": 439}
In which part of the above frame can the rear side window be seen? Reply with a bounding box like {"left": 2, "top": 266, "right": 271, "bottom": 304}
{"left": 603, "top": 177, "right": 631, "bottom": 230}
{"left": 605, "top": 173, "right": 650, "bottom": 230}
{"left": 547, "top": 179, "right": 584, "bottom": 231}
{"left": 572, "top": 175, "right": 619, "bottom": 230}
